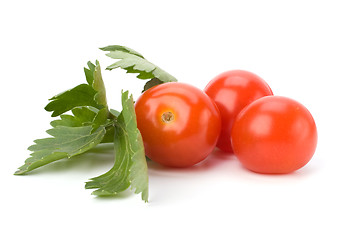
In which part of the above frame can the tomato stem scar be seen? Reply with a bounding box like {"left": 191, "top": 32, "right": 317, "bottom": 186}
{"left": 161, "top": 111, "right": 174, "bottom": 123}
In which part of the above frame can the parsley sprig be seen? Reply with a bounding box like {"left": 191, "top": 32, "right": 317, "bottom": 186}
{"left": 14, "top": 45, "right": 178, "bottom": 202}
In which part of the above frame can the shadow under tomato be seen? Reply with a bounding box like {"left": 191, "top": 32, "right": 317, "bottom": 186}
{"left": 237, "top": 157, "right": 319, "bottom": 181}
{"left": 147, "top": 148, "right": 236, "bottom": 177}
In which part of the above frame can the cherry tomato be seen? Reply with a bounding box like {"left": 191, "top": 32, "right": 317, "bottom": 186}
{"left": 135, "top": 82, "right": 221, "bottom": 167}
{"left": 204, "top": 70, "right": 273, "bottom": 153}
{"left": 231, "top": 96, "right": 317, "bottom": 174}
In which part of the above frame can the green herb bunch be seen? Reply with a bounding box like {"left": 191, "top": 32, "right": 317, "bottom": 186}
{"left": 14, "top": 45, "right": 178, "bottom": 202}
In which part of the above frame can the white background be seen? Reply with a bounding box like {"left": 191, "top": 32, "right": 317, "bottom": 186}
{"left": 1, "top": 0, "right": 336, "bottom": 239}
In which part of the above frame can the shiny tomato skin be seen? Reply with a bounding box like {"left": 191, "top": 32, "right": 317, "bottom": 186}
{"left": 135, "top": 82, "right": 221, "bottom": 167}
{"left": 204, "top": 70, "right": 273, "bottom": 153}
{"left": 231, "top": 96, "right": 317, "bottom": 174}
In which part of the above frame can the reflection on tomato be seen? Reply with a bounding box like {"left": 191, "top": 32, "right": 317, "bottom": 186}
{"left": 135, "top": 82, "right": 221, "bottom": 167}
{"left": 204, "top": 70, "right": 273, "bottom": 153}
{"left": 231, "top": 96, "right": 317, "bottom": 174}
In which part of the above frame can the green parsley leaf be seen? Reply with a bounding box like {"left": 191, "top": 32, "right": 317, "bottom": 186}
{"left": 91, "top": 107, "right": 110, "bottom": 132}
{"left": 91, "top": 61, "right": 108, "bottom": 107}
{"left": 98, "top": 109, "right": 120, "bottom": 144}
{"left": 15, "top": 60, "right": 113, "bottom": 175}
{"left": 85, "top": 91, "right": 149, "bottom": 202}
{"left": 16, "top": 55, "right": 150, "bottom": 202}
{"left": 50, "top": 106, "right": 98, "bottom": 127}
{"left": 45, "top": 61, "right": 107, "bottom": 117}
{"left": 101, "top": 45, "right": 178, "bottom": 85}
{"left": 14, "top": 125, "right": 106, "bottom": 175}
{"left": 84, "top": 61, "right": 96, "bottom": 85}
{"left": 100, "top": 45, "right": 144, "bottom": 58}
{"left": 44, "top": 84, "right": 100, "bottom": 117}
{"left": 142, "top": 77, "right": 163, "bottom": 92}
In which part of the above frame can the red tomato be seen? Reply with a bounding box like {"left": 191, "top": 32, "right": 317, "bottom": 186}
{"left": 135, "top": 82, "right": 221, "bottom": 167}
{"left": 204, "top": 70, "right": 273, "bottom": 153}
{"left": 231, "top": 96, "right": 317, "bottom": 174}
